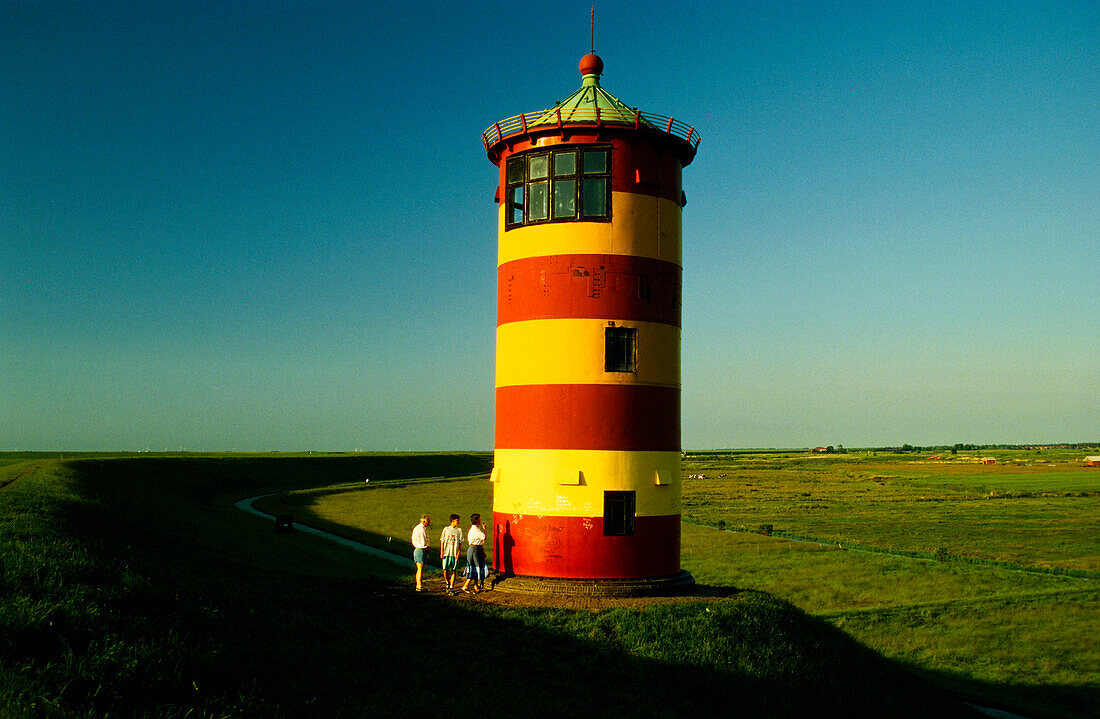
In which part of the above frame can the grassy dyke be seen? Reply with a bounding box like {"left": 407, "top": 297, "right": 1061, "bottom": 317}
{"left": 0, "top": 456, "right": 979, "bottom": 718}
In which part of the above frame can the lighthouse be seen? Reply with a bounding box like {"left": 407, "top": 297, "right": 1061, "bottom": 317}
{"left": 483, "top": 53, "right": 699, "bottom": 592}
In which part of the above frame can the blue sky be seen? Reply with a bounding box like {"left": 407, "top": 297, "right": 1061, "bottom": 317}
{"left": 2, "top": 0, "right": 1097, "bottom": 451}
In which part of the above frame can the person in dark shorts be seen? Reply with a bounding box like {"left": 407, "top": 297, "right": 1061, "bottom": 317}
{"left": 461, "top": 513, "right": 488, "bottom": 594}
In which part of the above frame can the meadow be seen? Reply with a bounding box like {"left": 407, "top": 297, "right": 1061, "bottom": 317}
{"left": 257, "top": 448, "right": 1099, "bottom": 719}
{"left": 0, "top": 453, "right": 983, "bottom": 718}
{"left": 678, "top": 449, "right": 1099, "bottom": 719}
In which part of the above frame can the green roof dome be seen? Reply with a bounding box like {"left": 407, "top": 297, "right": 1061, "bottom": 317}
{"left": 527, "top": 53, "right": 650, "bottom": 127}
{"left": 481, "top": 54, "right": 700, "bottom": 165}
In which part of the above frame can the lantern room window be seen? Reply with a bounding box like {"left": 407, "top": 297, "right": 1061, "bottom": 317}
{"left": 505, "top": 147, "right": 610, "bottom": 228}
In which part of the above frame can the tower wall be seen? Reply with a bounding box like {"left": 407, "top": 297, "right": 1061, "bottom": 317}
{"left": 491, "top": 132, "right": 686, "bottom": 579}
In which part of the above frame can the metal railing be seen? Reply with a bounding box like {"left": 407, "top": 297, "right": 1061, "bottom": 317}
{"left": 482, "top": 107, "right": 700, "bottom": 152}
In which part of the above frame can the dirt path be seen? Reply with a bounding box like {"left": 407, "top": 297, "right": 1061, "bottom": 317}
{"left": 424, "top": 581, "right": 740, "bottom": 610}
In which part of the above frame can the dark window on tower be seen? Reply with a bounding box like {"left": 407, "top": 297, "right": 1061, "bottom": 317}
{"left": 581, "top": 148, "right": 609, "bottom": 219}
{"left": 505, "top": 146, "right": 611, "bottom": 229}
{"left": 506, "top": 156, "right": 525, "bottom": 225}
{"left": 605, "top": 326, "right": 636, "bottom": 373}
{"left": 527, "top": 153, "right": 549, "bottom": 221}
{"left": 604, "top": 491, "right": 636, "bottom": 536}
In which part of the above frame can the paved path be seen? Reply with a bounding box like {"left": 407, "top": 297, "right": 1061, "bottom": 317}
{"left": 234, "top": 493, "right": 414, "bottom": 567}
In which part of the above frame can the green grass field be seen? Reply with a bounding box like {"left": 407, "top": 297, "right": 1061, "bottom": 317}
{"left": 256, "top": 449, "right": 1099, "bottom": 719}
{"left": 682, "top": 450, "right": 1100, "bottom": 572}
{"left": 0, "top": 454, "right": 984, "bottom": 718}
{"left": 678, "top": 450, "right": 1099, "bottom": 719}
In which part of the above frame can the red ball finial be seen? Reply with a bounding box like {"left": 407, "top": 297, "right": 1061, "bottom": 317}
{"left": 579, "top": 53, "right": 604, "bottom": 77}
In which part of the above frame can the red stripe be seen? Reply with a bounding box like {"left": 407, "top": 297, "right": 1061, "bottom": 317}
{"left": 496, "top": 135, "right": 684, "bottom": 203}
{"left": 496, "top": 384, "right": 679, "bottom": 451}
{"left": 498, "top": 254, "right": 681, "bottom": 326}
{"left": 491, "top": 512, "right": 681, "bottom": 579}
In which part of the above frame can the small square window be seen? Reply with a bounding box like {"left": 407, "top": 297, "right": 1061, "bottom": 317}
{"left": 528, "top": 181, "right": 548, "bottom": 221}
{"left": 604, "top": 491, "right": 635, "bottom": 536}
{"left": 529, "top": 154, "right": 549, "bottom": 180}
{"left": 552, "top": 178, "right": 576, "bottom": 218}
{"left": 582, "top": 178, "right": 608, "bottom": 218}
{"left": 605, "top": 326, "right": 636, "bottom": 372}
{"left": 583, "top": 149, "right": 607, "bottom": 174}
{"left": 506, "top": 157, "right": 524, "bottom": 185}
{"left": 553, "top": 150, "right": 576, "bottom": 176}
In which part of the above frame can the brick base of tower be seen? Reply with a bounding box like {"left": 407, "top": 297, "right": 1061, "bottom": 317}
{"left": 489, "top": 570, "right": 695, "bottom": 597}
{"left": 491, "top": 512, "right": 681, "bottom": 579}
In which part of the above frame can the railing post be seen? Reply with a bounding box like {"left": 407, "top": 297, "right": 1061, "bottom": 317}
{"left": 634, "top": 108, "right": 640, "bottom": 130}
{"left": 495, "top": 122, "right": 502, "bottom": 143}
{"left": 686, "top": 127, "right": 695, "bottom": 143}
{"left": 520, "top": 113, "right": 528, "bottom": 134}
{"left": 665, "top": 117, "right": 674, "bottom": 133}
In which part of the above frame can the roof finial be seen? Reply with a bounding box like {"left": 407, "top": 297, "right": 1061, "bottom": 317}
{"left": 579, "top": 6, "right": 603, "bottom": 82}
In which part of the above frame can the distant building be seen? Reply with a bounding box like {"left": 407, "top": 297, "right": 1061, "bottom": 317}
{"left": 1085, "top": 456, "right": 1100, "bottom": 467}
{"left": 981, "top": 457, "right": 997, "bottom": 465}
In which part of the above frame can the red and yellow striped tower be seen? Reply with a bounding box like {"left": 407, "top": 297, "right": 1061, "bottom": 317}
{"left": 483, "top": 53, "right": 699, "bottom": 591}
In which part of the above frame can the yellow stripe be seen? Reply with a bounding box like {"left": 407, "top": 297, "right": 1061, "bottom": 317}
{"left": 491, "top": 449, "right": 680, "bottom": 517}
{"left": 498, "top": 192, "right": 682, "bottom": 266}
{"left": 496, "top": 319, "right": 679, "bottom": 388}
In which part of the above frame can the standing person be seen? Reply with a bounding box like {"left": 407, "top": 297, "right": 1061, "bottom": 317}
{"left": 461, "top": 513, "right": 488, "bottom": 594}
{"left": 439, "top": 514, "right": 464, "bottom": 595}
{"left": 411, "top": 515, "right": 431, "bottom": 592}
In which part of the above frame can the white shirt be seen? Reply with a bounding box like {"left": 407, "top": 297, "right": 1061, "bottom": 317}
{"left": 411, "top": 523, "right": 429, "bottom": 549}
{"left": 468, "top": 523, "right": 486, "bottom": 546}
{"left": 440, "top": 525, "right": 463, "bottom": 556}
